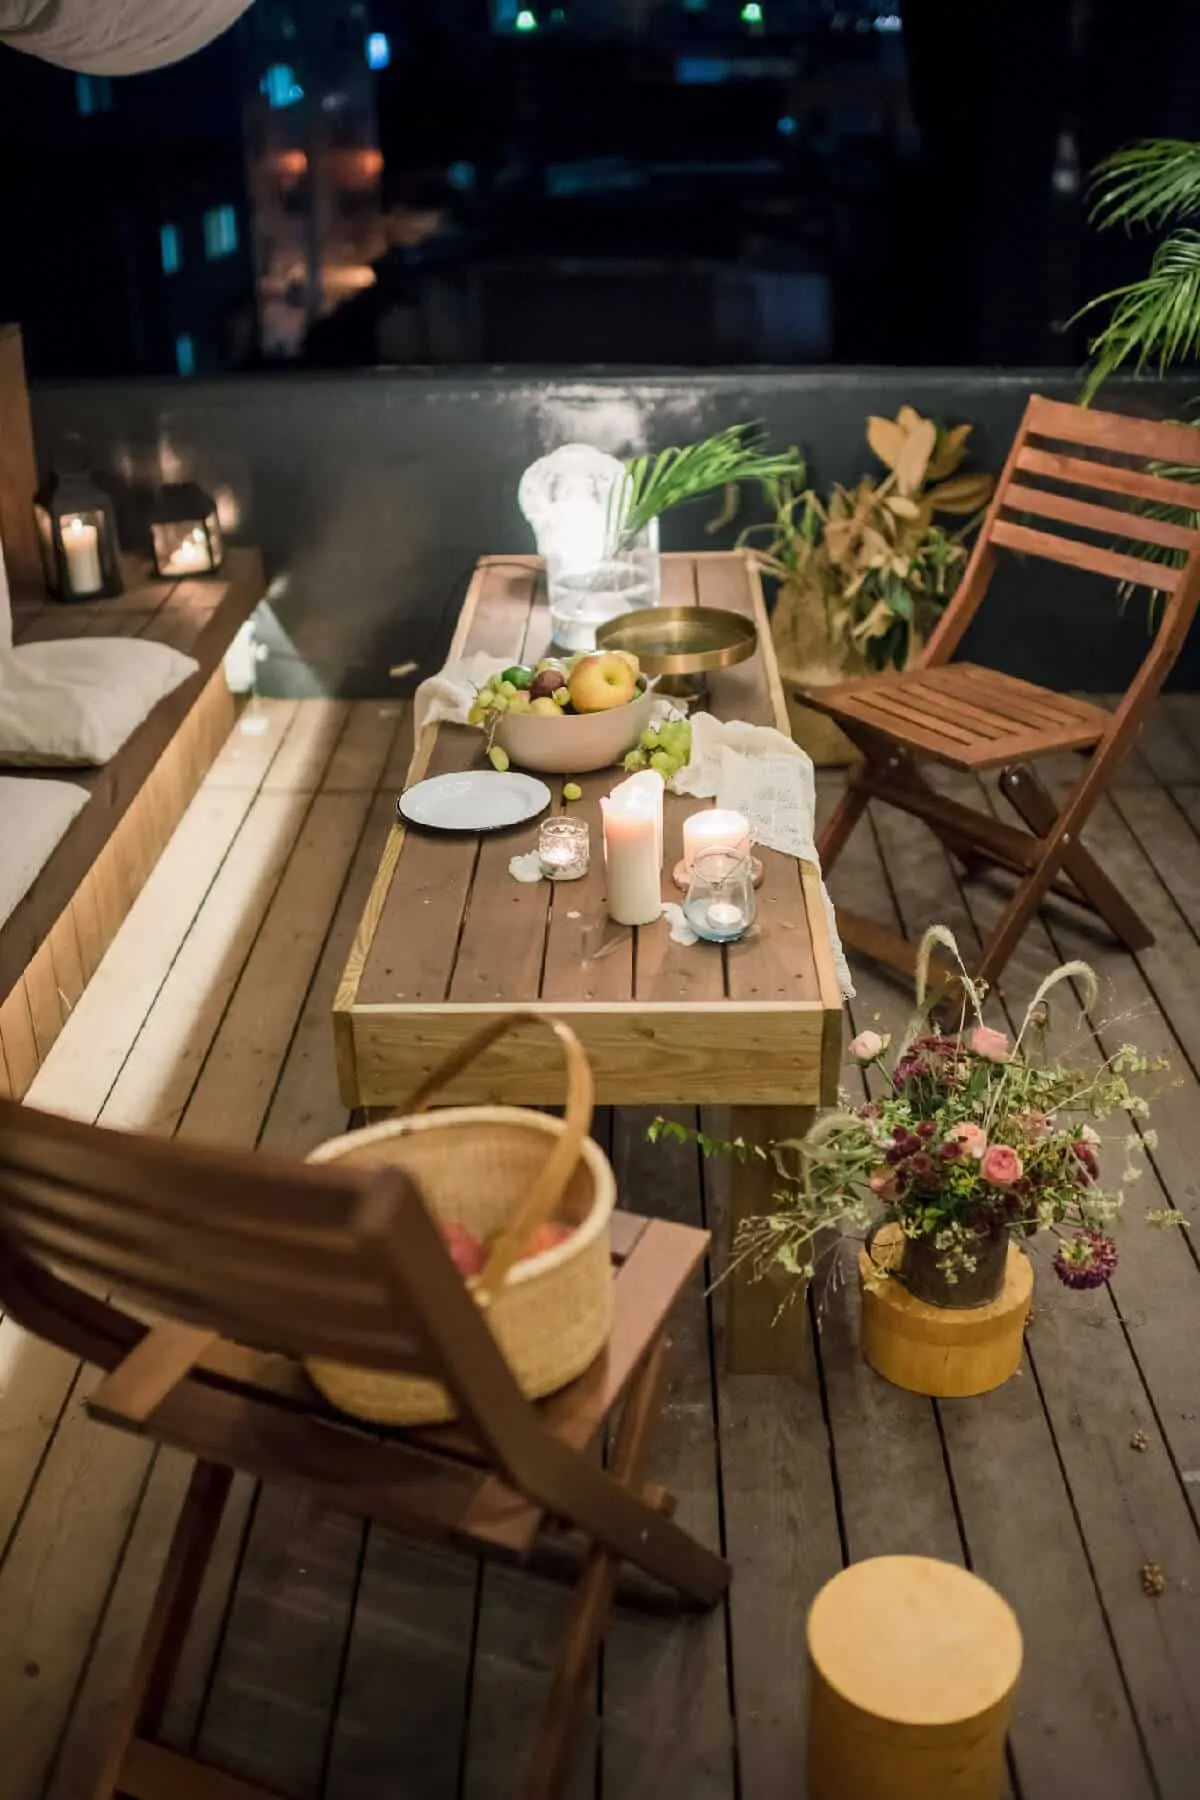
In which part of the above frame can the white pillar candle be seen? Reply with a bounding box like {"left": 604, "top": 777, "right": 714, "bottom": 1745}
{"left": 682, "top": 808, "right": 751, "bottom": 874}
{"left": 601, "top": 770, "right": 664, "bottom": 926}
{"left": 62, "top": 516, "right": 102, "bottom": 595}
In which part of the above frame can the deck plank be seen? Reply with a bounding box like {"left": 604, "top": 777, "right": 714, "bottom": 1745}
{"left": 589, "top": 1109, "right": 734, "bottom": 1800}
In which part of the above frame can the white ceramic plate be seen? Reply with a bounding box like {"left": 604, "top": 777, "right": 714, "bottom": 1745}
{"left": 397, "top": 770, "right": 551, "bottom": 833}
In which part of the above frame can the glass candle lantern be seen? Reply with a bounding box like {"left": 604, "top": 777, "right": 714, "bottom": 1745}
{"left": 34, "top": 454, "right": 123, "bottom": 602}
{"left": 683, "top": 846, "right": 757, "bottom": 942}
{"left": 538, "top": 816, "right": 589, "bottom": 881}
{"left": 150, "top": 482, "right": 224, "bottom": 578}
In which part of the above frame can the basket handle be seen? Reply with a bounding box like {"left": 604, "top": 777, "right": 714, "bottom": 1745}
{"left": 399, "top": 1011, "right": 595, "bottom": 1302}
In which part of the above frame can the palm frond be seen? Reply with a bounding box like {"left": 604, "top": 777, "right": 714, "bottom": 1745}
{"left": 1076, "top": 229, "right": 1200, "bottom": 401}
{"left": 1090, "top": 139, "right": 1200, "bottom": 232}
{"left": 613, "top": 424, "right": 804, "bottom": 548}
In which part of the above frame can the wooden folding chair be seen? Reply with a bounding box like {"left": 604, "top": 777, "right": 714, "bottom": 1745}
{"left": 0, "top": 1092, "right": 730, "bottom": 1800}
{"left": 806, "top": 396, "right": 1200, "bottom": 987}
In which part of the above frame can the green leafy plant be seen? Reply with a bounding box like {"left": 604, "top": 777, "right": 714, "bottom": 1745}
{"left": 651, "top": 925, "right": 1179, "bottom": 1305}
{"left": 1077, "top": 138, "right": 1200, "bottom": 400}
{"left": 744, "top": 408, "right": 992, "bottom": 674}
{"left": 609, "top": 423, "right": 803, "bottom": 549}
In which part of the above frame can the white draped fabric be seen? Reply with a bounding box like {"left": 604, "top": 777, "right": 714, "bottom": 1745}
{"left": 0, "top": 0, "right": 254, "bottom": 74}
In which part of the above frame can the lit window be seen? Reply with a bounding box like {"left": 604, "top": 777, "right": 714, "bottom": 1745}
{"left": 515, "top": 9, "right": 538, "bottom": 30}
{"left": 261, "top": 64, "right": 304, "bottom": 108}
{"left": 175, "top": 334, "right": 196, "bottom": 378}
{"left": 160, "top": 224, "right": 182, "bottom": 274}
{"left": 203, "top": 206, "right": 239, "bottom": 261}
{"left": 75, "top": 74, "right": 114, "bottom": 116}
{"left": 365, "top": 31, "right": 390, "bottom": 70}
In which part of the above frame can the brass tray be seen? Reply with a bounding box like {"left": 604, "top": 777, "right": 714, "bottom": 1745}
{"left": 595, "top": 606, "right": 757, "bottom": 676}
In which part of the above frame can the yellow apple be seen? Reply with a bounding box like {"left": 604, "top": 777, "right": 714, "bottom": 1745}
{"left": 529, "top": 695, "right": 563, "bottom": 717}
{"left": 567, "top": 651, "right": 638, "bottom": 713}
{"left": 610, "top": 649, "right": 640, "bottom": 678}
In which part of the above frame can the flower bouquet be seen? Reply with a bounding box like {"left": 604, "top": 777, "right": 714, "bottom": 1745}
{"left": 653, "top": 927, "right": 1177, "bottom": 1314}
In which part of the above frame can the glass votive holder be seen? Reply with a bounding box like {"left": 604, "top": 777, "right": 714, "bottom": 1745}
{"left": 683, "top": 846, "right": 757, "bottom": 942}
{"left": 538, "top": 815, "right": 590, "bottom": 881}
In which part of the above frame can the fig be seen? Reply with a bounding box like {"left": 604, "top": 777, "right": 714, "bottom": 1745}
{"left": 528, "top": 667, "right": 565, "bottom": 702}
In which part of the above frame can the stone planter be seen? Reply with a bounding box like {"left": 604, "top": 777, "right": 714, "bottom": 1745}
{"left": 900, "top": 1221, "right": 1010, "bottom": 1309}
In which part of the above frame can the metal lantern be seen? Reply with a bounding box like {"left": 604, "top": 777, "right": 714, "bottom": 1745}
{"left": 149, "top": 482, "right": 224, "bottom": 579}
{"left": 33, "top": 451, "right": 123, "bottom": 602}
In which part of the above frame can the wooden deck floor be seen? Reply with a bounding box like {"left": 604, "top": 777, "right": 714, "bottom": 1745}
{"left": 2, "top": 695, "right": 1199, "bottom": 1800}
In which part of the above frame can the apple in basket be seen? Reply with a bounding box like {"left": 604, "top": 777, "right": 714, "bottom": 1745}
{"left": 518, "top": 1221, "right": 574, "bottom": 1261}
{"left": 438, "top": 1219, "right": 487, "bottom": 1279}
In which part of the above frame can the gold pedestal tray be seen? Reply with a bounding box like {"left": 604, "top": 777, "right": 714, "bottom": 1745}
{"left": 596, "top": 605, "right": 757, "bottom": 701}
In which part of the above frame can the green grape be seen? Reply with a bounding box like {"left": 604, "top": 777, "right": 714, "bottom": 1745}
{"left": 639, "top": 727, "right": 659, "bottom": 751}
{"left": 649, "top": 750, "right": 675, "bottom": 777}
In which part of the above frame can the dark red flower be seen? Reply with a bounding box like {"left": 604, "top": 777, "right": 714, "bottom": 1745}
{"left": 1053, "top": 1229, "right": 1118, "bottom": 1290}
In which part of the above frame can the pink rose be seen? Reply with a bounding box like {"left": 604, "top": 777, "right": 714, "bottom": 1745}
{"left": 981, "top": 1144, "right": 1023, "bottom": 1187}
{"left": 849, "top": 1030, "right": 886, "bottom": 1063}
{"left": 970, "top": 1025, "right": 1011, "bottom": 1062}
{"left": 948, "top": 1121, "right": 988, "bottom": 1158}
{"left": 1079, "top": 1123, "right": 1101, "bottom": 1145}
{"left": 869, "top": 1171, "right": 899, "bottom": 1200}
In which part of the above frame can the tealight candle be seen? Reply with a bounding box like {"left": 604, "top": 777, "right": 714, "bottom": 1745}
{"left": 538, "top": 815, "right": 589, "bottom": 881}
{"left": 600, "top": 770, "right": 664, "bottom": 925}
{"left": 682, "top": 808, "right": 751, "bottom": 874}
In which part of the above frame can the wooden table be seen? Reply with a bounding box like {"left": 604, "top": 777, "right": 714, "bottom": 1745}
{"left": 334, "top": 550, "right": 843, "bottom": 1372}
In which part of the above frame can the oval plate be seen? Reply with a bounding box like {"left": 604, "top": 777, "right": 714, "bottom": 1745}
{"left": 397, "top": 769, "right": 552, "bottom": 833}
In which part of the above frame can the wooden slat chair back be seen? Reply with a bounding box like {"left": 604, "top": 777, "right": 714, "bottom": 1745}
{"left": 808, "top": 396, "right": 1200, "bottom": 987}
{"left": 0, "top": 1089, "right": 729, "bottom": 1800}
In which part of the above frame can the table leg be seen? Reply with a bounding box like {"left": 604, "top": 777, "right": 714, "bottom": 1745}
{"left": 726, "top": 1105, "right": 815, "bottom": 1374}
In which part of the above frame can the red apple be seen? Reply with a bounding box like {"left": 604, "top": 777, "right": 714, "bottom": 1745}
{"left": 567, "top": 652, "right": 638, "bottom": 714}
{"left": 519, "top": 1221, "right": 574, "bottom": 1261}
{"left": 438, "top": 1219, "right": 487, "bottom": 1278}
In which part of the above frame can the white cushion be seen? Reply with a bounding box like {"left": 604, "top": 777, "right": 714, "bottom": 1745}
{"left": 0, "top": 776, "right": 89, "bottom": 928}
{"left": 0, "top": 637, "right": 197, "bottom": 766}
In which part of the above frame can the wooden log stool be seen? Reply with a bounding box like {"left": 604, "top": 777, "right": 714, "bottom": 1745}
{"left": 807, "top": 1555, "right": 1023, "bottom": 1800}
{"left": 858, "top": 1223, "right": 1033, "bottom": 1398}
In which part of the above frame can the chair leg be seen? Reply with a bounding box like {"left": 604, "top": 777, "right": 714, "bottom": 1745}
{"left": 524, "top": 1336, "right": 677, "bottom": 1800}
{"left": 816, "top": 780, "right": 871, "bottom": 870}
{"left": 999, "top": 765, "right": 1154, "bottom": 951}
{"left": 91, "top": 1460, "right": 232, "bottom": 1800}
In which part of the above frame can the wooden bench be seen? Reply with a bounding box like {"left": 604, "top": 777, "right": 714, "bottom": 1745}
{"left": 0, "top": 548, "right": 264, "bottom": 1097}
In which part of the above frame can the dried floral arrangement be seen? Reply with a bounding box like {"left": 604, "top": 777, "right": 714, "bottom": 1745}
{"left": 652, "top": 927, "right": 1183, "bottom": 1305}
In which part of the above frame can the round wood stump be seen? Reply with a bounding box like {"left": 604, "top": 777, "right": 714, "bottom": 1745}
{"left": 807, "top": 1555, "right": 1023, "bottom": 1800}
{"left": 858, "top": 1223, "right": 1032, "bottom": 1398}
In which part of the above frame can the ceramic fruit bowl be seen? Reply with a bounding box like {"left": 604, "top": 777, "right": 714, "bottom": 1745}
{"left": 496, "top": 684, "right": 659, "bottom": 775}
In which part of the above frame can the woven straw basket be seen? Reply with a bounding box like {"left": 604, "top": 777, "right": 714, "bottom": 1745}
{"left": 305, "top": 1011, "right": 615, "bottom": 1426}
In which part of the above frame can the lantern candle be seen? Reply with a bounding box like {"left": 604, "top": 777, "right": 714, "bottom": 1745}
{"left": 600, "top": 770, "right": 664, "bottom": 925}
{"left": 682, "top": 808, "right": 751, "bottom": 873}
{"left": 62, "top": 516, "right": 102, "bottom": 595}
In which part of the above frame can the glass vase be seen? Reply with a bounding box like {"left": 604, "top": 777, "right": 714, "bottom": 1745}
{"left": 547, "top": 521, "right": 660, "bottom": 653}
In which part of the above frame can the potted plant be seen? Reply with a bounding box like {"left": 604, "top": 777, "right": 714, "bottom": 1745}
{"left": 652, "top": 927, "right": 1178, "bottom": 1392}
{"left": 740, "top": 409, "right": 993, "bottom": 765}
